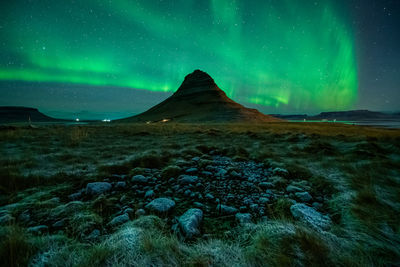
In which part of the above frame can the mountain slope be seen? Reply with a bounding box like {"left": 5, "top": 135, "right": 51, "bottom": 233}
{"left": 120, "top": 70, "right": 281, "bottom": 123}
{"left": 0, "top": 106, "right": 60, "bottom": 123}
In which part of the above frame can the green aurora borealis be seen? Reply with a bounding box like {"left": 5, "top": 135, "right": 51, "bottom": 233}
{"left": 0, "top": 0, "right": 358, "bottom": 112}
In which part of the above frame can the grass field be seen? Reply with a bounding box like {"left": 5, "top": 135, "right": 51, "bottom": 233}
{"left": 0, "top": 122, "right": 399, "bottom": 266}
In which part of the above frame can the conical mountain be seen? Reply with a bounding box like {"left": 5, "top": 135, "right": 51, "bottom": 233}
{"left": 120, "top": 70, "right": 281, "bottom": 122}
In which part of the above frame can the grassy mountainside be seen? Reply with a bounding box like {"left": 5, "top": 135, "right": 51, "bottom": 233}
{"left": 0, "top": 122, "right": 399, "bottom": 266}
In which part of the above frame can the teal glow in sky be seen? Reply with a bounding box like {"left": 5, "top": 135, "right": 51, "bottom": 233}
{"left": 0, "top": 0, "right": 361, "bottom": 114}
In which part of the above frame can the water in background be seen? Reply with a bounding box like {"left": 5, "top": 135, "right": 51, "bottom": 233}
{"left": 289, "top": 120, "right": 400, "bottom": 129}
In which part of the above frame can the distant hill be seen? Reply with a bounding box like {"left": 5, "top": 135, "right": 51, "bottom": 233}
{"left": 272, "top": 110, "right": 400, "bottom": 121}
{"left": 0, "top": 106, "right": 62, "bottom": 123}
{"left": 119, "top": 70, "right": 281, "bottom": 123}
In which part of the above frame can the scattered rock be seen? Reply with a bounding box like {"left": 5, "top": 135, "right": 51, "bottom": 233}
{"left": 272, "top": 167, "right": 288, "bottom": 176}
{"left": 205, "top": 193, "right": 214, "bottom": 200}
{"left": 68, "top": 191, "right": 82, "bottom": 201}
{"left": 52, "top": 219, "right": 65, "bottom": 229}
{"left": 312, "top": 202, "right": 322, "bottom": 210}
{"left": 178, "top": 208, "right": 203, "bottom": 239}
{"left": 124, "top": 208, "right": 134, "bottom": 217}
{"left": 236, "top": 213, "right": 252, "bottom": 224}
{"left": 186, "top": 167, "right": 198, "bottom": 174}
{"left": 135, "top": 209, "right": 146, "bottom": 217}
{"left": 109, "top": 213, "right": 130, "bottom": 227}
{"left": 145, "top": 198, "right": 176, "bottom": 213}
{"left": 290, "top": 203, "right": 331, "bottom": 231}
{"left": 295, "top": 192, "right": 312, "bottom": 202}
{"left": 145, "top": 190, "right": 155, "bottom": 198}
{"left": 258, "top": 182, "right": 273, "bottom": 189}
{"left": 193, "top": 202, "right": 205, "bottom": 209}
{"left": 161, "top": 165, "right": 182, "bottom": 178}
{"left": 87, "top": 229, "right": 101, "bottom": 240}
{"left": 115, "top": 181, "right": 127, "bottom": 189}
{"left": 86, "top": 182, "right": 112, "bottom": 196}
{"left": 131, "top": 175, "right": 149, "bottom": 184}
{"left": 178, "top": 175, "right": 199, "bottom": 185}
{"left": 286, "top": 185, "right": 303, "bottom": 193}
{"left": 216, "top": 204, "right": 238, "bottom": 215}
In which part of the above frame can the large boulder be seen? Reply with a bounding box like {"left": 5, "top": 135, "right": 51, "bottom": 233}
{"left": 145, "top": 198, "right": 175, "bottom": 213}
{"left": 290, "top": 203, "right": 331, "bottom": 231}
{"left": 178, "top": 208, "right": 203, "bottom": 239}
{"left": 86, "top": 182, "right": 112, "bottom": 196}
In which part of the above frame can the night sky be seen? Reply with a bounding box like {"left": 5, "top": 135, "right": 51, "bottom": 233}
{"left": 0, "top": 0, "right": 398, "bottom": 120}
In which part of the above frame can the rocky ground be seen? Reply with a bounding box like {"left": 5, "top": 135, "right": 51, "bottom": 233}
{"left": 0, "top": 123, "right": 399, "bottom": 266}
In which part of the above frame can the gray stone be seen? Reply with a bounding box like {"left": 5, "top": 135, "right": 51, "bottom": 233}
{"left": 28, "top": 225, "right": 48, "bottom": 235}
{"left": 120, "top": 195, "right": 127, "bottom": 203}
{"left": 259, "top": 197, "right": 270, "bottom": 204}
{"left": 217, "top": 204, "right": 238, "bottom": 215}
{"left": 216, "top": 168, "right": 227, "bottom": 176}
{"left": 312, "top": 202, "right": 322, "bottom": 210}
{"left": 286, "top": 185, "right": 303, "bottom": 193}
{"left": 52, "top": 219, "right": 65, "bottom": 229}
{"left": 272, "top": 167, "right": 289, "bottom": 176}
{"left": 86, "top": 182, "right": 112, "bottom": 196}
{"left": 87, "top": 229, "right": 101, "bottom": 240}
{"left": 201, "top": 171, "right": 213, "bottom": 176}
{"left": 131, "top": 175, "right": 149, "bottom": 184}
{"left": 115, "top": 181, "right": 127, "bottom": 189}
{"left": 178, "top": 208, "right": 203, "bottom": 239}
{"left": 68, "top": 192, "right": 82, "bottom": 201}
{"left": 193, "top": 202, "right": 205, "bottom": 209}
{"left": 250, "top": 204, "right": 259, "bottom": 211}
{"left": 145, "top": 190, "right": 155, "bottom": 198}
{"left": 259, "top": 182, "right": 274, "bottom": 189}
{"left": 135, "top": 209, "right": 146, "bottom": 217}
{"left": 124, "top": 208, "right": 134, "bottom": 216}
{"left": 290, "top": 203, "right": 331, "bottom": 231}
{"left": 145, "top": 198, "right": 175, "bottom": 213}
{"left": 235, "top": 213, "right": 252, "bottom": 224}
{"left": 109, "top": 213, "right": 130, "bottom": 227}
{"left": 295, "top": 192, "right": 312, "bottom": 202}
{"left": 205, "top": 193, "right": 214, "bottom": 200}
{"left": 178, "top": 175, "right": 199, "bottom": 185}
{"left": 186, "top": 167, "right": 198, "bottom": 174}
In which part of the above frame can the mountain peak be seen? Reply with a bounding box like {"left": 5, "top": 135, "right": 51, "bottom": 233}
{"left": 120, "top": 70, "right": 281, "bottom": 123}
{"left": 175, "top": 69, "right": 218, "bottom": 96}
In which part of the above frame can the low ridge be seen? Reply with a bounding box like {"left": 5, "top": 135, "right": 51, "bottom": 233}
{"left": 120, "top": 70, "right": 281, "bottom": 123}
{"left": 0, "top": 106, "right": 60, "bottom": 124}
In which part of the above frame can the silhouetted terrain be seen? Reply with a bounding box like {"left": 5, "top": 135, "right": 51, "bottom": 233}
{"left": 272, "top": 109, "right": 400, "bottom": 121}
{"left": 119, "top": 70, "right": 281, "bottom": 123}
{"left": 0, "top": 106, "right": 62, "bottom": 124}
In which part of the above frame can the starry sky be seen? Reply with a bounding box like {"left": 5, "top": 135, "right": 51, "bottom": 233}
{"left": 0, "top": 0, "right": 398, "bottom": 119}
